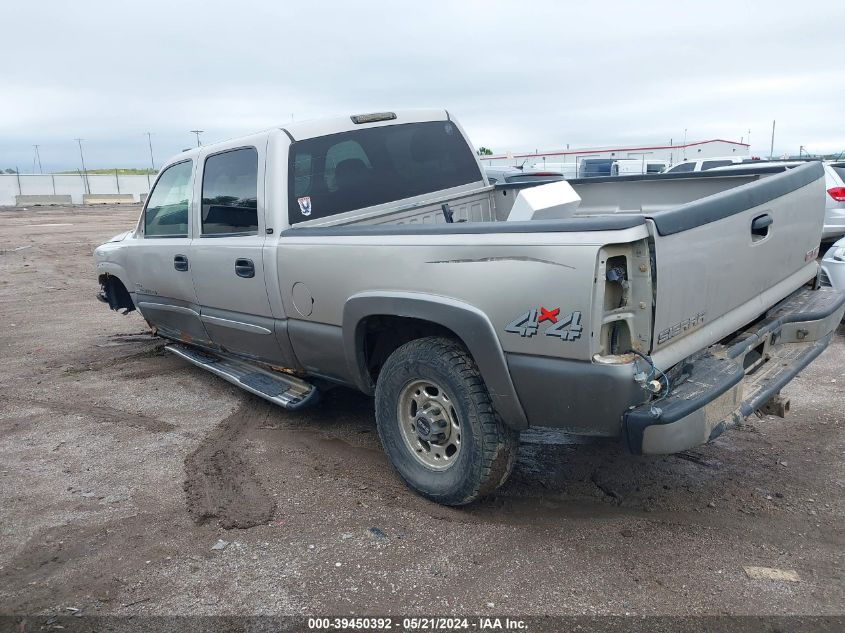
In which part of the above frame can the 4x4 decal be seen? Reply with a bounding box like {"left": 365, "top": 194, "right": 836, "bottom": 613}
{"left": 505, "top": 307, "right": 583, "bottom": 341}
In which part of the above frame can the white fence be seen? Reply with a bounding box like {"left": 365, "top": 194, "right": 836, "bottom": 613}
{"left": 0, "top": 173, "right": 155, "bottom": 206}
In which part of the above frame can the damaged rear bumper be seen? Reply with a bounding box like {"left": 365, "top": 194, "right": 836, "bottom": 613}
{"left": 623, "top": 286, "right": 845, "bottom": 455}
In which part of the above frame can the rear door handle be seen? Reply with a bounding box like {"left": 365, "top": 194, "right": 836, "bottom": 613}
{"left": 173, "top": 254, "right": 189, "bottom": 271}
{"left": 751, "top": 214, "right": 773, "bottom": 239}
{"left": 235, "top": 258, "right": 255, "bottom": 278}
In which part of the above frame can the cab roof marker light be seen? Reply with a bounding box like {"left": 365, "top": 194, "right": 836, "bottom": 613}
{"left": 350, "top": 112, "right": 397, "bottom": 124}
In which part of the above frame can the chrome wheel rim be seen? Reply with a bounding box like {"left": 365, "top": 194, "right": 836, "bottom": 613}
{"left": 397, "top": 379, "right": 462, "bottom": 471}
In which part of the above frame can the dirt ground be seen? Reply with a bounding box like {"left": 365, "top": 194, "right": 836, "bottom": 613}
{"left": 0, "top": 206, "right": 843, "bottom": 621}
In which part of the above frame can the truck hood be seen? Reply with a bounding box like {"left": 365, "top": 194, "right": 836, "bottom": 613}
{"left": 106, "top": 230, "right": 131, "bottom": 243}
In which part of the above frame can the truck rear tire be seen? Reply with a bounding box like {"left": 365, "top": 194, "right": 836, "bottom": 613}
{"left": 374, "top": 336, "right": 518, "bottom": 505}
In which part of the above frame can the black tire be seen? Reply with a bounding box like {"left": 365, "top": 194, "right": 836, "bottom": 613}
{"left": 374, "top": 336, "right": 518, "bottom": 505}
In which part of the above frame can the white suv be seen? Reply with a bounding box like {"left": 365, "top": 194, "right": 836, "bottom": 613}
{"left": 663, "top": 156, "right": 752, "bottom": 174}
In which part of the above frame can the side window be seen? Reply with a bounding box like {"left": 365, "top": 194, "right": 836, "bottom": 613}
{"left": 144, "top": 160, "right": 192, "bottom": 237}
{"left": 668, "top": 162, "right": 695, "bottom": 173}
{"left": 201, "top": 148, "right": 259, "bottom": 236}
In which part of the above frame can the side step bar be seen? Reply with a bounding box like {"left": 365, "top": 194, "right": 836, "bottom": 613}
{"left": 165, "top": 343, "right": 318, "bottom": 410}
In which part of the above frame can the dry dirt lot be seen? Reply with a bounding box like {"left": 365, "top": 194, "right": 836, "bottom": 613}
{"left": 0, "top": 206, "right": 843, "bottom": 623}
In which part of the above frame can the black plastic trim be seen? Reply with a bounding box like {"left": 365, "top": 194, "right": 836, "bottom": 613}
{"left": 647, "top": 161, "right": 823, "bottom": 236}
{"left": 281, "top": 215, "right": 645, "bottom": 237}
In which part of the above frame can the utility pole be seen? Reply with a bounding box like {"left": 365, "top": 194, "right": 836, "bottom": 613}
{"left": 769, "top": 120, "right": 776, "bottom": 160}
{"left": 146, "top": 132, "right": 156, "bottom": 171}
{"left": 33, "top": 145, "right": 43, "bottom": 174}
{"left": 190, "top": 130, "right": 204, "bottom": 147}
{"left": 682, "top": 128, "right": 688, "bottom": 160}
{"left": 74, "top": 138, "right": 90, "bottom": 194}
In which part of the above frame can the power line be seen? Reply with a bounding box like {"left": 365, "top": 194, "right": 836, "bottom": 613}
{"left": 33, "top": 145, "right": 43, "bottom": 174}
{"left": 769, "top": 120, "right": 776, "bottom": 160}
{"left": 146, "top": 132, "right": 156, "bottom": 171}
{"left": 74, "top": 138, "right": 90, "bottom": 194}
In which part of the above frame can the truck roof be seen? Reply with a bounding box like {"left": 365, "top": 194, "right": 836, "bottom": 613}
{"left": 164, "top": 109, "right": 452, "bottom": 167}
{"left": 283, "top": 108, "right": 450, "bottom": 141}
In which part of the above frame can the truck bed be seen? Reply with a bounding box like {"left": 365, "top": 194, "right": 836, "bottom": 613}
{"left": 299, "top": 163, "right": 816, "bottom": 232}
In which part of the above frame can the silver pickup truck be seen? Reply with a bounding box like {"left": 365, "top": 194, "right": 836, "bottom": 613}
{"left": 95, "top": 109, "right": 845, "bottom": 505}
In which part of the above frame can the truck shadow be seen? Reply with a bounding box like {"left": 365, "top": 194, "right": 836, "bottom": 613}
{"left": 243, "top": 385, "right": 752, "bottom": 525}
{"left": 487, "top": 427, "right": 735, "bottom": 519}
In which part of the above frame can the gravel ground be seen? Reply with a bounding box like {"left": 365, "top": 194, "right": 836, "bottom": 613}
{"left": 0, "top": 205, "right": 843, "bottom": 621}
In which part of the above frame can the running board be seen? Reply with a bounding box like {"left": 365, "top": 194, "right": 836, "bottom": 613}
{"left": 165, "top": 343, "right": 318, "bottom": 410}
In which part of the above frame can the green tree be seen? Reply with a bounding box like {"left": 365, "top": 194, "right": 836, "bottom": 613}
{"left": 476, "top": 147, "right": 493, "bottom": 156}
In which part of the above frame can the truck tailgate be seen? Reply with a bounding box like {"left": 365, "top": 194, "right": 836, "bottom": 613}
{"left": 647, "top": 162, "right": 826, "bottom": 365}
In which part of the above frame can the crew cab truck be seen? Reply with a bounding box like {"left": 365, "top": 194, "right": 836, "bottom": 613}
{"left": 95, "top": 109, "right": 845, "bottom": 505}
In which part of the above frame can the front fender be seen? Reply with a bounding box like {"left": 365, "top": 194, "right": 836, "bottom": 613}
{"left": 342, "top": 291, "right": 529, "bottom": 430}
{"left": 95, "top": 261, "right": 132, "bottom": 294}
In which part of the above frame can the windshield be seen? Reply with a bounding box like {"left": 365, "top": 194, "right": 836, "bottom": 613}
{"left": 288, "top": 121, "right": 482, "bottom": 224}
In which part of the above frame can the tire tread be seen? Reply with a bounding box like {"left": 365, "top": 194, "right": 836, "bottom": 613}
{"left": 375, "top": 336, "right": 517, "bottom": 505}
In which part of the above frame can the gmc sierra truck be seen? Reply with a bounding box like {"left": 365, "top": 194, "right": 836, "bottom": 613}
{"left": 95, "top": 109, "right": 845, "bottom": 505}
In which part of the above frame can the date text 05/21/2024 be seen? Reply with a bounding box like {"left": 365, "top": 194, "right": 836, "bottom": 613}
{"left": 307, "top": 616, "right": 528, "bottom": 631}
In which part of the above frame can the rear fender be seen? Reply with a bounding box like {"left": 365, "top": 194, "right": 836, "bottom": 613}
{"left": 343, "top": 291, "right": 529, "bottom": 430}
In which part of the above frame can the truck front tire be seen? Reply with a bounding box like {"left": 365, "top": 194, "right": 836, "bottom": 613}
{"left": 374, "top": 336, "right": 518, "bottom": 505}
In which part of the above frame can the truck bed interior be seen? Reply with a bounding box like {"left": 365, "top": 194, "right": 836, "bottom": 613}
{"left": 284, "top": 164, "right": 816, "bottom": 236}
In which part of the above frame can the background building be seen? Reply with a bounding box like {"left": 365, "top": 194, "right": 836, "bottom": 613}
{"left": 479, "top": 138, "right": 750, "bottom": 168}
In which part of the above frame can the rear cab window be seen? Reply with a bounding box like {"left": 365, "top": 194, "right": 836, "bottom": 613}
{"left": 201, "top": 148, "right": 259, "bottom": 236}
{"left": 287, "top": 120, "right": 482, "bottom": 224}
{"left": 144, "top": 160, "right": 193, "bottom": 237}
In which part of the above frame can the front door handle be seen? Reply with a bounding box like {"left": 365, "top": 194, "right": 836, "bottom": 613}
{"left": 235, "top": 258, "right": 255, "bottom": 278}
{"left": 173, "top": 254, "right": 189, "bottom": 271}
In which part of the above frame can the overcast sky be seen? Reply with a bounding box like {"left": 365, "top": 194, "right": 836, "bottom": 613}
{"left": 2, "top": 0, "right": 843, "bottom": 173}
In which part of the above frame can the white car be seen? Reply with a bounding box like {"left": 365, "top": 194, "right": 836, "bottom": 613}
{"left": 823, "top": 162, "right": 845, "bottom": 239}
{"left": 820, "top": 237, "right": 845, "bottom": 290}
{"left": 663, "top": 156, "right": 753, "bottom": 174}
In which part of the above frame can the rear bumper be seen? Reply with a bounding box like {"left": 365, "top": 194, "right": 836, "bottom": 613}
{"left": 623, "top": 286, "right": 845, "bottom": 455}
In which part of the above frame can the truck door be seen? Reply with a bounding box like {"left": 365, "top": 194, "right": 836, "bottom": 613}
{"left": 126, "top": 159, "right": 210, "bottom": 343}
{"left": 189, "top": 143, "right": 286, "bottom": 363}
